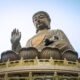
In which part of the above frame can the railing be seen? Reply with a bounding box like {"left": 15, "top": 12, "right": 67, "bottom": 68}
{"left": 0, "top": 57, "right": 80, "bottom": 68}
{"left": 0, "top": 76, "right": 80, "bottom": 80}
{"left": 0, "top": 58, "right": 80, "bottom": 80}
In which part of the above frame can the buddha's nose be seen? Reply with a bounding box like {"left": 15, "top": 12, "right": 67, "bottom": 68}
{"left": 37, "top": 19, "right": 41, "bottom": 23}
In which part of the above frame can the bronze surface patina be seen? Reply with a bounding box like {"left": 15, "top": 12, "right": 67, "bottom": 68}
{"left": 0, "top": 11, "right": 80, "bottom": 80}
{"left": 10, "top": 11, "right": 78, "bottom": 60}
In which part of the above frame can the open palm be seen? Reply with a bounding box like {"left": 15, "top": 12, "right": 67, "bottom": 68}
{"left": 11, "top": 29, "right": 21, "bottom": 44}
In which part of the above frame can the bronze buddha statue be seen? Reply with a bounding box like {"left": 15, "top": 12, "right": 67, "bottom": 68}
{"left": 10, "top": 11, "right": 78, "bottom": 61}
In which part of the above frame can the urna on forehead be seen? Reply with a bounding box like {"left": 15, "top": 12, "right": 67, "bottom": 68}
{"left": 32, "top": 11, "right": 51, "bottom": 22}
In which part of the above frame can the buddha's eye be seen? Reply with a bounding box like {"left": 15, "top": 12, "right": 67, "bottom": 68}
{"left": 34, "top": 19, "right": 37, "bottom": 21}
{"left": 33, "top": 18, "right": 37, "bottom": 22}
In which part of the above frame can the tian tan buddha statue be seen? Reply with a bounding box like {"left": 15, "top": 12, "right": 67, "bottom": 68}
{"left": 10, "top": 11, "right": 78, "bottom": 61}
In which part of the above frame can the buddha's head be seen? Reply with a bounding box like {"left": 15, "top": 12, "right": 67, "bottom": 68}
{"left": 32, "top": 11, "right": 51, "bottom": 33}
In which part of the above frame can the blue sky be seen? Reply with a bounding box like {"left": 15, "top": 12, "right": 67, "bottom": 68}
{"left": 0, "top": 0, "right": 80, "bottom": 57}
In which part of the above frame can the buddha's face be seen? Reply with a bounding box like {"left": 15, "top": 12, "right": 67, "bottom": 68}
{"left": 33, "top": 13, "right": 50, "bottom": 32}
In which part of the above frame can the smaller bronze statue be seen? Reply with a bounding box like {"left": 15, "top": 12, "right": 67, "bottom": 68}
{"left": 10, "top": 11, "right": 78, "bottom": 61}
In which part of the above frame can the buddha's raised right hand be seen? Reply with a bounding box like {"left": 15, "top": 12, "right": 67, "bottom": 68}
{"left": 11, "top": 29, "right": 21, "bottom": 45}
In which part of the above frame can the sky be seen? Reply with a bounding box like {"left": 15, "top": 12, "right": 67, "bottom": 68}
{"left": 0, "top": 0, "right": 80, "bottom": 57}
